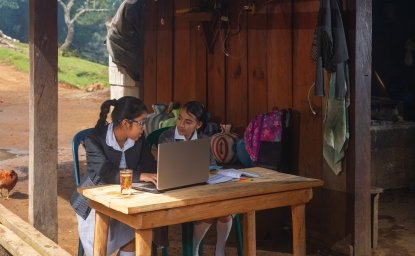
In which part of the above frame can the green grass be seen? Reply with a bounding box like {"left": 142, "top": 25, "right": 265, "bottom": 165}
{"left": 0, "top": 42, "right": 108, "bottom": 89}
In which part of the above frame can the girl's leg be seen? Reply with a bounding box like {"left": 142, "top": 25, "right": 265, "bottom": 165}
{"left": 193, "top": 219, "right": 214, "bottom": 256}
{"left": 215, "top": 216, "right": 232, "bottom": 256}
{"left": 119, "top": 250, "right": 135, "bottom": 256}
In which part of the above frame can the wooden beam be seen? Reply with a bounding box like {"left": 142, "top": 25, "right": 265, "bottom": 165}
{"left": 28, "top": 0, "right": 58, "bottom": 241}
{"left": 346, "top": 0, "right": 372, "bottom": 255}
{"left": 242, "top": 211, "right": 256, "bottom": 256}
{"left": 0, "top": 204, "right": 71, "bottom": 256}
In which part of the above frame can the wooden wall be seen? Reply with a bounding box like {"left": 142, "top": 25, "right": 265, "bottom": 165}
{"left": 143, "top": 0, "right": 297, "bottom": 135}
{"left": 142, "top": 0, "right": 372, "bottom": 254}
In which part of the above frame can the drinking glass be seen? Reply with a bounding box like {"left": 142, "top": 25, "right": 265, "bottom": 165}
{"left": 120, "top": 169, "right": 133, "bottom": 195}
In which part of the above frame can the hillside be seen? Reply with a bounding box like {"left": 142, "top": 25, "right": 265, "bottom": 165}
{"left": 0, "top": 37, "right": 109, "bottom": 89}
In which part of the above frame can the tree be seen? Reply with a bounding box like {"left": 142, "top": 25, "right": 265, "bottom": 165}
{"left": 58, "top": 0, "right": 110, "bottom": 52}
{"left": 0, "top": 0, "right": 19, "bottom": 9}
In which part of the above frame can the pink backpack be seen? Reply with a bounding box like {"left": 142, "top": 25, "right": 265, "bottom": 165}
{"left": 244, "top": 109, "right": 284, "bottom": 162}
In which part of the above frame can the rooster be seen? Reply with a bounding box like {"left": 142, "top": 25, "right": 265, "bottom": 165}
{"left": 0, "top": 169, "right": 18, "bottom": 199}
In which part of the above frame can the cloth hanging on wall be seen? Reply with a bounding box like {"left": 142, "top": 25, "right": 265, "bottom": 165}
{"left": 323, "top": 64, "right": 350, "bottom": 175}
{"left": 312, "top": 0, "right": 349, "bottom": 174}
{"left": 106, "top": 0, "right": 144, "bottom": 82}
{"left": 312, "top": 0, "right": 348, "bottom": 100}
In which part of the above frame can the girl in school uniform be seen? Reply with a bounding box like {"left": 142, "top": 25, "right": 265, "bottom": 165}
{"left": 70, "top": 96, "right": 157, "bottom": 256}
{"left": 159, "top": 101, "right": 232, "bottom": 256}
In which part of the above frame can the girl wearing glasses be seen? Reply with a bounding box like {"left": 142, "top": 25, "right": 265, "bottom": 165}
{"left": 159, "top": 101, "right": 232, "bottom": 256}
{"left": 70, "top": 96, "right": 156, "bottom": 256}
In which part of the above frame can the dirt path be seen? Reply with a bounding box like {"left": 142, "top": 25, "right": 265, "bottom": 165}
{"left": 0, "top": 64, "right": 109, "bottom": 255}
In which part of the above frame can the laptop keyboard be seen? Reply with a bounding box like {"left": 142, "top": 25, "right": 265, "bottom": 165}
{"left": 138, "top": 183, "right": 156, "bottom": 189}
{"left": 132, "top": 182, "right": 158, "bottom": 192}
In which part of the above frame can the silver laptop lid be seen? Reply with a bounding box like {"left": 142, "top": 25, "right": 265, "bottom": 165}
{"left": 156, "top": 138, "right": 210, "bottom": 190}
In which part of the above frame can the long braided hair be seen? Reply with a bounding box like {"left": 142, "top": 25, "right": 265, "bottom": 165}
{"left": 95, "top": 96, "right": 147, "bottom": 129}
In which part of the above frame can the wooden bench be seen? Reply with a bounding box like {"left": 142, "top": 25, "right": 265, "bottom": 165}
{"left": 0, "top": 204, "right": 71, "bottom": 256}
{"left": 371, "top": 186, "right": 384, "bottom": 249}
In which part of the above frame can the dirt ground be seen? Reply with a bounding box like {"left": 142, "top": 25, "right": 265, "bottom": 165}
{"left": 0, "top": 64, "right": 414, "bottom": 256}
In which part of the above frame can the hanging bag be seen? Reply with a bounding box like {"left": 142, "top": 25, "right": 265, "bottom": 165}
{"left": 244, "top": 108, "right": 292, "bottom": 170}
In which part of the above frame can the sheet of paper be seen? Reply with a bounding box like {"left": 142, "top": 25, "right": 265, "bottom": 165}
{"left": 217, "top": 169, "right": 260, "bottom": 178}
{"left": 207, "top": 174, "right": 237, "bottom": 184}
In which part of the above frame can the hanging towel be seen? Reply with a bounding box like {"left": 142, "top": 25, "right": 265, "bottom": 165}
{"left": 312, "top": 0, "right": 349, "bottom": 100}
{"left": 323, "top": 64, "right": 350, "bottom": 175}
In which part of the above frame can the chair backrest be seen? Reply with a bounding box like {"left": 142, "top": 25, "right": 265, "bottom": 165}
{"left": 146, "top": 126, "right": 170, "bottom": 149}
{"left": 72, "top": 128, "right": 94, "bottom": 186}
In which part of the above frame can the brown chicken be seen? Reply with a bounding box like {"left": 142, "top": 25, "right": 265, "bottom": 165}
{"left": 0, "top": 169, "right": 18, "bottom": 199}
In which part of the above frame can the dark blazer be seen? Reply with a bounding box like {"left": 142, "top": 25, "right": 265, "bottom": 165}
{"left": 70, "top": 125, "right": 157, "bottom": 219}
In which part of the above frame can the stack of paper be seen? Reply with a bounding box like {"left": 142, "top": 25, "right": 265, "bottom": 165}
{"left": 207, "top": 169, "right": 259, "bottom": 184}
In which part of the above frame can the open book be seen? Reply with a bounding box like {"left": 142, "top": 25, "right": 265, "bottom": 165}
{"left": 207, "top": 169, "right": 259, "bottom": 184}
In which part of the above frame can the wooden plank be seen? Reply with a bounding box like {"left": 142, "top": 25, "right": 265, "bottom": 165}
{"left": 174, "top": 0, "right": 193, "bottom": 104}
{"left": 94, "top": 211, "right": 110, "bottom": 256}
{"left": 135, "top": 229, "right": 153, "bottom": 256}
{"left": 90, "top": 188, "right": 313, "bottom": 229}
{"left": 28, "top": 0, "right": 58, "bottom": 242}
{"left": 267, "top": 0, "right": 293, "bottom": 109}
{"left": 207, "top": 25, "right": 226, "bottom": 123}
{"left": 226, "top": 0, "right": 249, "bottom": 134}
{"left": 0, "top": 204, "right": 71, "bottom": 256}
{"left": 292, "top": 0, "right": 321, "bottom": 178}
{"left": 371, "top": 193, "right": 379, "bottom": 248}
{"left": 143, "top": 0, "right": 158, "bottom": 107}
{"left": 82, "top": 168, "right": 323, "bottom": 214}
{"left": 192, "top": 16, "right": 208, "bottom": 103}
{"left": 345, "top": 1, "right": 372, "bottom": 254}
{"left": 0, "top": 225, "right": 41, "bottom": 256}
{"left": 292, "top": 204, "right": 306, "bottom": 256}
{"left": 242, "top": 211, "right": 256, "bottom": 256}
{"left": 247, "top": 1, "right": 268, "bottom": 120}
{"left": 156, "top": 0, "right": 174, "bottom": 103}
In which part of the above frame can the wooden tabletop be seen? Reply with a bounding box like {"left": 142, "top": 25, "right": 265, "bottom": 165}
{"left": 80, "top": 167, "right": 323, "bottom": 215}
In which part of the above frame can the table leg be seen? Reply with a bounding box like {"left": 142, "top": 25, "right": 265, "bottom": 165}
{"left": 242, "top": 211, "right": 256, "bottom": 256}
{"left": 93, "top": 211, "right": 110, "bottom": 256}
{"left": 135, "top": 229, "right": 153, "bottom": 256}
{"left": 291, "top": 204, "right": 306, "bottom": 256}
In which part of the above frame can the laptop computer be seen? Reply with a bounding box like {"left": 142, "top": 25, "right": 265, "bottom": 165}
{"left": 133, "top": 138, "right": 211, "bottom": 192}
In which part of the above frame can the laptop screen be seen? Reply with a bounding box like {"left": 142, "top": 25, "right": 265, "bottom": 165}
{"left": 156, "top": 138, "right": 210, "bottom": 191}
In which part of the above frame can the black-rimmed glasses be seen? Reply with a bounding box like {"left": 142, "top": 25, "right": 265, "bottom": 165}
{"left": 130, "top": 119, "right": 146, "bottom": 127}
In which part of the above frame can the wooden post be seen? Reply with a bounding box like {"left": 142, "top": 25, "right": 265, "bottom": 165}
{"left": 346, "top": 0, "right": 372, "bottom": 255}
{"left": 242, "top": 211, "right": 256, "bottom": 256}
{"left": 94, "top": 211, "right": 110, "bottom": 256}
{"left": 28, "top": 0, "right": 58, "bottom": 241}
{"left": 291, "top": 204, "right": 306, "bottom": 256}
{"left": 135, "top": 229, "right": 153, "bottom": 256}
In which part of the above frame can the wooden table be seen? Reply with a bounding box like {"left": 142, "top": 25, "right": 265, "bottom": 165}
{"left": 80, "top": 167, "right": 323, "bottom": 256}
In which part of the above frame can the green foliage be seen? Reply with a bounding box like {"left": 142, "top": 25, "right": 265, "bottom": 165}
{"left": 0, "top": 43, "right": 108, "bottom": 89}
{"left": 0, "top": 0, "right": 123, "bottom": 64}
{"left": 0, "top": 0, "right": 28, "bottom": 41}
{"left": 64, "top": 0, "right": 114, "bottom": 25}
{"left": 0, "top": 0, "right": 19, "bottom": 9}
{"left": 58, "top": 54, "right": 109, "bottom": 88}
{"left": 0, "top": 43, "right": 29, "bottom": 72}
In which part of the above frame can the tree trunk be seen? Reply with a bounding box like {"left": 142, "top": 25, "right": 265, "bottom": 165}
{"left": 60, "top": 22, "right": 74, "bottom": 52}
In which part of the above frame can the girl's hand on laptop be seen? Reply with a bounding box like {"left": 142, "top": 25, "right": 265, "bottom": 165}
{"left": 140, "top": 173, "right": 157, "bottom": 185}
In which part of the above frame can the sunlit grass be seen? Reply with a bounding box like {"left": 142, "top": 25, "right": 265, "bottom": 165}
{"left": 0, "top": 42, "right": 108, "bottom": 89}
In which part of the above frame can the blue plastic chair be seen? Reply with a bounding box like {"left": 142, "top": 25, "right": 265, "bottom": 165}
{"left": 72, "top": 128, "right": 94, "bottom": 256}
